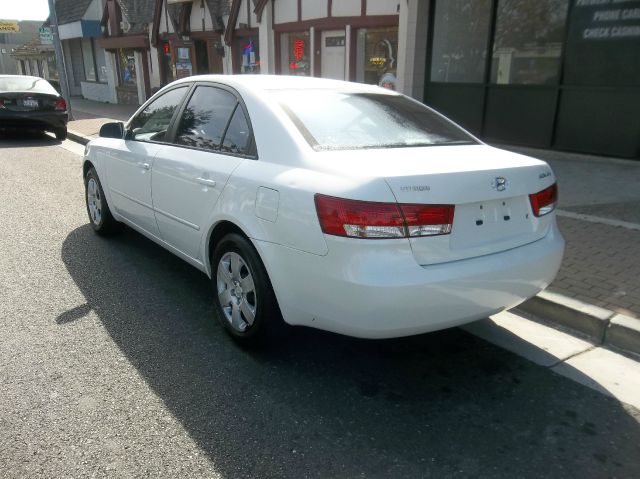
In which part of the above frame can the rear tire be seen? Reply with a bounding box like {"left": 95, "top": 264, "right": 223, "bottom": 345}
{"left": 55, "top": 127, "right": 67, "bottom": 140}
{"left": 211, "top": 233, "right": 287, "bottom": 347}
{"left": 84, "top": 167, "right": 120, "bottom": 235}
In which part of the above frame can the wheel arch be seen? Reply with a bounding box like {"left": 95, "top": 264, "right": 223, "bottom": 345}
{"left": 205, "top": 220, "right": 254, "bottom": 278}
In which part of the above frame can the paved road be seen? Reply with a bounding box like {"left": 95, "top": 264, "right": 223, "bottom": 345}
{"left": 1, "top": 133, "right": 639, "bottom": 478}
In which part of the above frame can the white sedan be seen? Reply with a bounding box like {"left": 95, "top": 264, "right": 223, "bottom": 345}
{"left": 83, "top": 75, "right": 564, "bottom": 345}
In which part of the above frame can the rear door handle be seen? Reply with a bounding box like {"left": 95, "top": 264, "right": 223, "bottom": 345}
{"left": 137, "top": 162, "right": 150, "bottom": 170}
{"left": 196, "top": 177, "right": 217, "bottom": 187}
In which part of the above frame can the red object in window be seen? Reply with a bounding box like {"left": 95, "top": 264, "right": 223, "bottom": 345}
{"left": 163, "top": 42, "right": 170, "bottom": 54}
{"left": 293, "top": 39, "right": 305, "bottom": 62}
{"left": 289, "top": 62, "right": 298, "bottom": 69}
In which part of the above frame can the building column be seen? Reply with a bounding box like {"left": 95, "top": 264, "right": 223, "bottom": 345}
{"left": 258, "top": 1, "right": 275, "bottom": 74}
{"left": 134, "top": 50, "right": 147, "bottom": 104}
{"left": 104, "top": 51, "right": 118, "bottom": 104}
{"left": 397, "top": 0, "right": 430, "bottom": 101}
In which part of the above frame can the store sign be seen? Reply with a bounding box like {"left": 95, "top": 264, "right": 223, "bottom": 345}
{"left": 574, "top": 0, "right": 640, "bottom": 40}
{"left": 0, "top": 20, "right": 20, "bottom": 32}
{"left": 293, "top": 39, "right": 305, "bottom": 61}
{"left": 38, "top": 27, "right": 53, "bottom": 45}
{"left": 325, "top": 36, "right": 345, "bottom": 47}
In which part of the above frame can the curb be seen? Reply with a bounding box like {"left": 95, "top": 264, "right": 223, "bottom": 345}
{"left": 67, "top": 128, "right": 91, "bottom": 145}
{"left": 516, "top": 290, "right": 640, "bottom": 357}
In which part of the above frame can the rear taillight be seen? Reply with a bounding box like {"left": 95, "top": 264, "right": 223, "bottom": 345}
{"left": 55, "top": 98, "right": 67, "bottom": 111}
{"left": 314, "top": 194, "right": 455, "bottom": 239}
{"left": 529, "top": 183, "right": 558, "bottom": 217}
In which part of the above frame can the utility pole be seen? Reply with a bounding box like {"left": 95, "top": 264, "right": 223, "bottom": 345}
{"left": 47, "top": 0, "right": 73, "bottom": 120}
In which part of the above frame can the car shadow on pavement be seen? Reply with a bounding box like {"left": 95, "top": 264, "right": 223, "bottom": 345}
{"left": 60, "top": 224, "right": 640, "bottom": 478}
{"left": 0, "top": 129, "right": 61, "bottom": 147}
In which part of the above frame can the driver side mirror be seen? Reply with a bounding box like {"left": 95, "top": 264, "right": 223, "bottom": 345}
{"left": 99, "top": 122, "right": 124, "bottom": 139}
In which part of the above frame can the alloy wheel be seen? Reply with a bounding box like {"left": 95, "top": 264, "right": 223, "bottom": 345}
{"left": 216, "top": 251, "right": 257, "bottom": 333}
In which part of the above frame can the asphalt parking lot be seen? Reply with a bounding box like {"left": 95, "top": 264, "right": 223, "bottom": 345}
{"left": 1, "top": 132, "right": 639, "bottom": 478}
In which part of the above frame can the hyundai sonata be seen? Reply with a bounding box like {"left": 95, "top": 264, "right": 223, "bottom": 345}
{"left": 83, "top": 75, "right": 564, "bottom": 344}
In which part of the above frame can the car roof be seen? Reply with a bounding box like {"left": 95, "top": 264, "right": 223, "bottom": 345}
{"left": 170, "top": 74, "right": 397, "bottom": 95}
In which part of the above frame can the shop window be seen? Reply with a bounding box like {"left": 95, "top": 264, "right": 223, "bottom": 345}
{"left": 82, "top": 38, "right": 96, "bottom": 81}
{"left": 117, "top": 49, "right": 137, "bottom": 87}
{"left": 356, "top": 27, "right": 399, "bottom": 89}
{"left": 95, "top": 46, "right": 108, "bottom": 83}
{"left": 490, "top": 0, "right": 569, "bottom": 85}
{"left": 280, "top": 32, "right": 310, "bottom": 76}
{"left": 234, "top": 36, "right": 260, "bottom": 74}
{"left": 430, "top": 0, "right": 492, "bottom": 83}
{"left": 562, "top": 0, "right": 640, "bottom": 86}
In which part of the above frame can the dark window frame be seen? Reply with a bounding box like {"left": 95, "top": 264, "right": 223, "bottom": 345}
{"left": 126, "top": 84, "right": 192, "bottom": 144}
{"left": 165, "top": 81, "right": 258, "bottom": 160}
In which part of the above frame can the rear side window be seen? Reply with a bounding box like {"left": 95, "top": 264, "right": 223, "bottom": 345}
{"left": 174, "top": 86, "right": 238, "bottom": 152}
{"left": 130, "top": 86, "right": 189, "bottom": 142}
{"left": 272, "top": 90, "right": 477, "bottom": 151}
{"left": 221, "top": 105, "right": 252, "bottom": 155}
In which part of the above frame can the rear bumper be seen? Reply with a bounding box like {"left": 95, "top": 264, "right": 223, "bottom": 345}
{"left": 256, "top": 220, "right": 565, "bottom": 339}
{"left": 0, "top": 111, "right": 67, "bottom": 131}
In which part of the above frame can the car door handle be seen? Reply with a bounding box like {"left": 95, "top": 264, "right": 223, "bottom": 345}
{"left": 137, "top": 162, "right": 150, "bottom": 170}
{"left": 196, "top": 177, "right": 217, "bottom": 187}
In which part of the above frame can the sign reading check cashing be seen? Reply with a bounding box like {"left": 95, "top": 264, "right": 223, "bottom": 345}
{"left": 0, "top": 20, "right": 20, "bottom": 33}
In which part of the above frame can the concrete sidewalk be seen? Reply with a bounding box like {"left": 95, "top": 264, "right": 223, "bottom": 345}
{"left": 67, "top": 97, "right": 137, "bottom": 141}
{"left": 66, "top": 98, "right": 640, "bottom": 354}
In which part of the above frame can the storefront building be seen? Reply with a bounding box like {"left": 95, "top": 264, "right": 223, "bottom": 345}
{"left": 99, "top": 0, "right": 155, "bottom": 105}
{"left": 152, "top": 0, "right": 228, "bottom": 90}
{"left": 263, "top": 0, "right": 400, "bottom": 86}
{"left": 55, "top": 0, "right": 111, "bottom": 102}
{"left": 415, "top": 0, "right": 640, "bottom": 159}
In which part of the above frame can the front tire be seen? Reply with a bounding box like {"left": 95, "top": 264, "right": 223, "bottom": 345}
{"left": 84, "top": 167, "right": 120, "bottom": 235}
{"left": 211, "top": 233, "right": 286, "bottom": 346}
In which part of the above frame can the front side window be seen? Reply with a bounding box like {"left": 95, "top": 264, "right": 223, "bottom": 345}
{"left": 129, "top": 86, "right": 189, "bottom": 142}
{"left": 273, "top": 90, "right": 476, "bottom": 151}
{"left": 174, "top": 86, "right": 238, "bottom": 151}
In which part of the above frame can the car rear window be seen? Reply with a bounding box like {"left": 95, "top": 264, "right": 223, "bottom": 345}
{"left": 271, "top": 89, "right": 477, "bottom": 151}
{"left": 0, "top": 77, "right": 58, "bottom": 95}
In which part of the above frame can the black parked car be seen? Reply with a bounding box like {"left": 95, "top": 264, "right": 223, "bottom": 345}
{"left": 0, "top": 75, "right": 68, "bottom": 140}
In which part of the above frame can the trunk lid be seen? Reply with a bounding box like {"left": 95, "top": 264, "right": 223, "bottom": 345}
{"left": 0, "top": 92, "right": 60, "bottom": 112}
{"left": 309, "top": 144, "right": 557, "bottom": 265}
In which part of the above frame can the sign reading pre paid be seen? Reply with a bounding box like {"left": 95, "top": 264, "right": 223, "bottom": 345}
{"left": 0, "top": 20, "right": 20, "bottom": 32}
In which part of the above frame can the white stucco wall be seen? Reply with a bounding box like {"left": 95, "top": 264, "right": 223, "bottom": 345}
{"left": 332, "top": 0, "right": 360, "bottom": 17}
{"left": 82, "top": 0, "right": 103, "bottom": 21}
{"left": 367, "top": 0, "right": 400, "bottom": 16}
{"left": 258, "top": 2, "right": 275, "bottom": 73}
{"left": 80, "top": 81, "right": 112, "bottom": 102}
{"left": 301, "top": 0, "right": 327, "bottom": 20}
{"left": 149, "top": 45, "right": 161, "bottom": 90}
{"left": 236, "top": 0, "right": 258, "bottom": 28}
{"left": 189, "top": 1, "right": 214, "bottom": 32}
{"left": 274, "top": 0, "right": 297, "bottom": 24}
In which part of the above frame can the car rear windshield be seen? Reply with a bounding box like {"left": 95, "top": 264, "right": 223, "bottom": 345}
{"left": 0, "top": 77, "right": 58, "bottom": 95}
{"left": 271, "top": 90, "right": 477, "bottom": 151}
